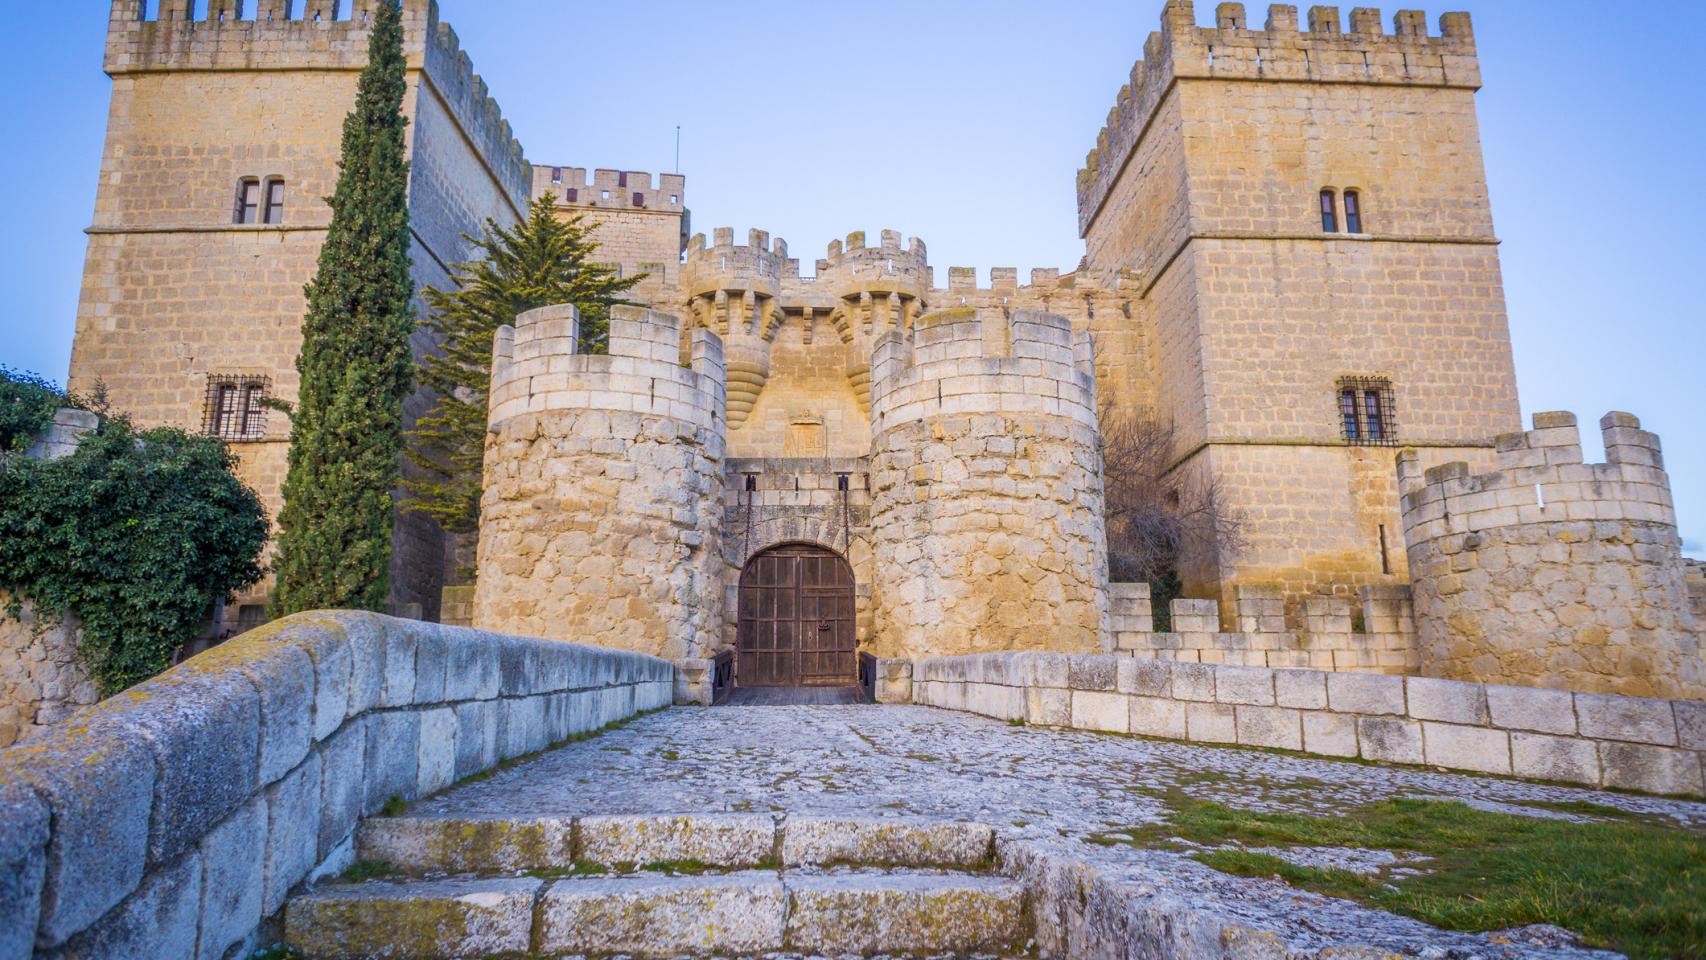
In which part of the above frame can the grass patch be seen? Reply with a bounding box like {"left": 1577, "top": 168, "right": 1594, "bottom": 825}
{"left": 1095, "top": 794, "right": 1706, "bottom": 960}
{"left": 522, "top": 860, "right": 606, "bottom": 880}
{"left": 904, "top": 753, "right": 942, "bottom": 762}
{"left": 338, "top": 859, "right": 396, "bottom": 883}
{"left": 640, "top": 858, "right": 714, "bottom": 876}
{"left": 377, "top": 795, "right": 407, "bottom": 817}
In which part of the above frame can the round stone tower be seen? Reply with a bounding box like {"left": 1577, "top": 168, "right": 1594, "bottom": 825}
{"left": 474, "top": 304, "right": 727, "bottom": 662}
{"left": 1398, "top": 411, "right": 1703, "bottom": 699}
{"left": 867, "top": 307, "right": 1110, "bottom": 659}
{"left": 815, "top": 229, "right": 930, "bottom": 414}
{"left": 681, "top": 227, "right": 787, "bottom": 429}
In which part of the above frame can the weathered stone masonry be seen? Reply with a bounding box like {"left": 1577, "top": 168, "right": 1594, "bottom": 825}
{"left": 473, "top": 305, "right": 727, "bottom": 662}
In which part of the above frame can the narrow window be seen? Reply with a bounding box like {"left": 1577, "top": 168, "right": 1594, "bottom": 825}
{"left": 215, "top": 384, "right": 240, "bottom": 435}
{"left": 670, "top": 194, "right": 679, "bottom": 205}
{"left": 600, "top": 189, "right": 611, "bottom": 200}
{"left": 1344, "top": 189, "right": 1363, "bottom": 233}
{"left": 1339, "top": 388, "right": 1361, "bottom": 439}
{"left": 550, "top": 166, "right": 563, "bottom": 184}
{"left": 565, "top": 188, "right": 578, "bottom": 202}
{"left": 234, "top": 179, "right": 260, "bottom": 224}
{"left": 242, "top": 383, "right": 266, "bottom": 436}
{"left": 262, "top": 179, "right": 285, "bottom": 224}
{"left": 1320, "top": 189, "right": 1339, "bottom": 233}
{"left": 1363, "top": 389, "right": 1384, "bottom": 440}
{"left": 206, "top": 375, "right": 270, "bottom": 440}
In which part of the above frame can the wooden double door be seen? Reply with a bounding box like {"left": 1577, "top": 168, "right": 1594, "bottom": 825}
{"left": 736, "top": 544, "right": 856, "bottom": 687}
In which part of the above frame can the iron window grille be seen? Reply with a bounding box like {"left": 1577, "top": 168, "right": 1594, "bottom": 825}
{"left": 1338, "top": 377, "right": 1397, "bottom": 445}
{"left": 205, "top": 375, "right": 270, "bottom": 441}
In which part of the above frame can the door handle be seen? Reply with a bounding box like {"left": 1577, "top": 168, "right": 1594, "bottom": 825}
{"left": 818, "top": 623, "right": 832, "bottom": 631}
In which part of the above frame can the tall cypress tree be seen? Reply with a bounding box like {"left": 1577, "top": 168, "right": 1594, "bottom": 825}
{"left": 271, "top": 0, "right": 414, "bottom": 616}
{"left": 404, "top": 195, "right": 642, "bottom": 536}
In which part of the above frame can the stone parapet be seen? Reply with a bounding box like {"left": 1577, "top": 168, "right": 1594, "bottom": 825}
{"left": 0, "top": 611, "right": 676, "bottom": 958}
{"left": 910, "top": 653, "right": 1706, "bottom": 798}
{"left": 867, "top": 309, "right": 1108, "bottom": 659}
{"left": 534, "top": 166, "right": 686, "bottom": 218}
{"left": 1398, "top": 411, "right": 1702, "bottom": 699}
{"left": 1109, "top": 587, "right": 1418, "bottom": 673}
{"left": 1076, "top": 1, "right": 1480, "bottom": 236}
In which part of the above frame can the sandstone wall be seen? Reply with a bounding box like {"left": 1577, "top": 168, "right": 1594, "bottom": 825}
{"left": 74, "top": 0, "right": 530, "bottom": 623}
{"left": 867, "top": 309, "right": 1109, "bottom": 659}
{"left": 534, "top": 166, "right": 689, "bottom": 310}
{"left": 912, "top": 652, "right": 1706, "bottom": 797}
{"left": 0, "top": 610, "right": 674, "bottom": 959}
{"left": 1399, "top": 412, "right": 1703, "bottom": 700}
{"left": 474, "top": 306, "right": 727, "bottom": 661}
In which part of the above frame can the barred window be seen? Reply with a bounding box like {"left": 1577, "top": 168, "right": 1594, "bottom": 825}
{"left": 1338, "top": 377, "right": 1396, "bottom": 444}
{"left": 1320, "top": 189, "right": 1339, "bottom": 233}
{"left": 205, "top": 375, "right": 270, "bottom": 441}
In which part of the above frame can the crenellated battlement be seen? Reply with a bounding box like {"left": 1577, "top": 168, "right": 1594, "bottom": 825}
{"left": 106, "top": 0, "right": 530, "bottom": 207}
{"left": 487, "top": 304, "right": 725, "bottom": 435}
{"left": 1396, "top": 411, "right": 1701, "bottom": 700}
{"left": 681, "top": 227, "right": 798, "bottom": 301}
{"left": 1076, "top": 1, "right": 1480, "bottom": 236}
{"left": 869, "top": 308, "right": 1097, "bottom": 435}
{"left": 535, "top": 165, "right": 686, "bottom": 216}
{"left": 815, "top": 230, "right": 932, "bottom": 295}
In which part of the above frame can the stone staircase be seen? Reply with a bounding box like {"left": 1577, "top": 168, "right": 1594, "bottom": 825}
{"left": 283, "top": 814, "right": 1029, "bottom": 958}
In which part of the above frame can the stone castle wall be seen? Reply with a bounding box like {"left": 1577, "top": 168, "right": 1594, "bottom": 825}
{"left": 474, "top": 305, "right": 727, "bottom": 661}
{"left": 867, "top": 308, "right": 1110, "bottom": 660}
{"left": 73, "top": 0, "right": 531, "bottom": 623}
{"left": 534, "top": 165, "right": 689, "bottom": 308}
{"left": 1399, "top": 412, "right": 1703, "bottom": 700}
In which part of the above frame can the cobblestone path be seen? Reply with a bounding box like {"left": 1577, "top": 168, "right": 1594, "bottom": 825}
{"left": 416, "top": 704, "right": 1706, "bottom": 958}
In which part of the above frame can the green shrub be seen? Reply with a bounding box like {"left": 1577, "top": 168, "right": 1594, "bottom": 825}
{"left": 0, "top": 366, "right": 68, "bottom": 452}
{"left": 0, "top": 418, "right": 269, "bottom": 695}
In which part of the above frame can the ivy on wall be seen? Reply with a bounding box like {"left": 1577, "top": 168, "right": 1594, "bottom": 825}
{"left": 0, "top": 366, "right": 69, "bottom": 452}
{"left": 0, "top": 416, "right": 270, "bottom": 696}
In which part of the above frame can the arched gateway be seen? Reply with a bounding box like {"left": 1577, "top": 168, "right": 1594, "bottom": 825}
{"left": 736, "top": 543, "right": 857, "bottom": 687}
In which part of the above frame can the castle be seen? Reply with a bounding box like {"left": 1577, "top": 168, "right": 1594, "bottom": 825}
{"left": 51, "top": 0, "right": 1701, "bottom": 711}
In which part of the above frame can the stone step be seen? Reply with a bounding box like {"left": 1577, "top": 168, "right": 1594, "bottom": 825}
{"left": 357, "top": 813, "right": 996, "bottom": 874}
{"left": 285, "top": 870, "right": 1026, "bottom": 959}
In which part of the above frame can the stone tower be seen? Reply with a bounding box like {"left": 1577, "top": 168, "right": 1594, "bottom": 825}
{"left": 681, "top": 228, "right": 789, "bottom": 430}
{"left": 70, "top": 0, "right": 531, "bottom": 624}
{"left": 531, "top": 164, "right": 690, "bottom": 309}
{"left": 1398, "top": 412, "right": 1704, "bottom": 700}
{"left": 1077, "top": 1, "right": 1521, "bottom": 608}
{"left": 867, "top": 308, "right": 1110, "bottom": 659}
{"left": 474, "top": 305, "right": 727, "bottom": 662}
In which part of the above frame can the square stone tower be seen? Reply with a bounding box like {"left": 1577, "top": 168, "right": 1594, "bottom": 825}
{"left": 1078, "top": 2, "right": 1521, "bottom": 610}
{"left": 68, "top": 0, "right": 531, "bottom": 625}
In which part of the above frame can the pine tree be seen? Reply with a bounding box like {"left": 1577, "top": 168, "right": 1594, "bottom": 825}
{"left": 404, "top": 194, "right": 642, "bottom": 535}
{"left": 271, "top": 0, "right": 415, "bottom": 616}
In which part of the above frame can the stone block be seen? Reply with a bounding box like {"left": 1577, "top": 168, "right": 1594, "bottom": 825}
{"left": 1421, "top": 722, "right": 1510, "bottom": 775}
{"left": 1235, "top": 706, "right": 1302, "bottom": 751}
{"left": 1024, "top": 653, "right": 1071, "bottom": 688}
{"left": 1405, "top": 678, "right": 1489, "bottom": 726}
{"left": 1026, "top": 687, "right": 1071, "bottom": 727}
{"left": 967, "top": 682, "right": 1022, "bottom": 721}
{"left": 50, "top": 849, "right": 200, "bottom": 960}
{"left": 502, "top": 697, "right": 549, "bottom": 759}
{"left": 1170, "top": 663, "right": 1216, "bottom": 702}
{"left": 1485, "top": 684, "right": 1577, "bottom": 735}
{"left": 415, "top": 707, "right": 458, "bottom": 796}
{"left": 215, "top": 642, "right": 315, "bottom": 785}
{"left": 286, "top": 878, "right": 540, "bottom": 958}
{"left": 1302, "top": 711, "right": 1358, "bottom": 757}
{"left": 537, "top": 874, "right": 786, "bottom": 955}
{"left": 316, "top": 719, "right": 366, "bottom": 859}
{"left": 262, "top": 753, "right": 322, "bottom": 917}
{"left": 781, "top": 819, "right": 993, "bottom": 868}
{"left": 409, "top": 622, "right": 449, "bottom": 704}
{"left": 1575, "top": 693, "right": 1677, "bottom": 746}
{"left": 1071, "top": 691, "right": 1129, "bottom": 733}
{"left": 1327, "top": 673, "right": 1406, "bottom": 716}
{"left": 195, "top": 797, "right": 266, "bottom": 960}
{"left": 1129, "top": 696, "right": 1187, "bottom": 740}
{"left": 342, "top": 613, "right": 387, "bottom": 719}
{"left": 1599, "top": 743, "right": 1704, "bottom": 796}
{"left": 453, "top": 700, "right": 501, "bottom": 782}
{"left": 1510, "top": 733, "right": 1600, "bottom": 786}
{"left": 1274, "top": 669, "right": 1327, "bottom": 709}
{"left": 0, "top": 781, "right": 49, "bottom": 959}
{"left": 1185, "top": 702, "right": 1236, "bottom": 744}
{"left": 1214, "top": 666, "right": 1275, "bottom": 705}
{"left": 1677, "top": 700, "right": 1706, "bottom": 751}
{"left": 1068, "top": 655, "right": 1119, "bottom": 691}
{"left": 362, "top": 710, "right": 421, "bottom": 815}
{"left": 379, "top": 618, "right": 419, "bottom": 707}
{"left": 786, "top": 874, "right": 1025, "bottom": 955}
{"left": 359, "top": 817, "right": 574, "bottom": 873}
{"left": 1116, "top": 658, "right": 1171, "bottom": 697}
{"left": 1357, "top": 718, "right": 1424, "bottom": 765}
{"left": 256, "top": 615, "right": 351, "bottom": 743}
{"left": 102, "top": 670, "right": 261, "bottom": 865}
{"left": 444, "top": 629, "right": 503, "bottom": 702}
{"left": 578, "top": 815, "right": 775, "bottom": 868}
{"left": 3, "top": 720, "right": 156, "bottom": 946}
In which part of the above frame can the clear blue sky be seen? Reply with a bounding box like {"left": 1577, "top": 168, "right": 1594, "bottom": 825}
{"left": 4, "top": 1, "right": 1701, "bottom": 557}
